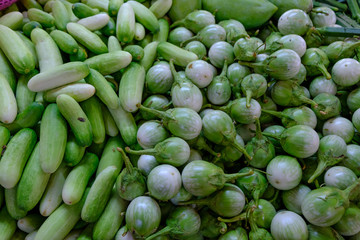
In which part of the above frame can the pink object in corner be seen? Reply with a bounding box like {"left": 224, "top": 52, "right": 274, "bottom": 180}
{"left": 0, "top": 0, "right": 17, "bottom": 11}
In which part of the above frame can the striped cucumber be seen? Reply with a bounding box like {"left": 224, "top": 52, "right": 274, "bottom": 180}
{"left": 80, "top": 96, "right": 106, "bottom": 144}
{"left": 0, "top": 49, "right": 16, "bottom": 92}
{"left": 59, "top": 0, "right": 79, "bottom": 22}
{"left": 30, "top": 28, "right": 63, "bottom": 73}
{"left": 67, "top": 22, "right": 108, "bottom": 54}
{"left": 153, "top": 18, "right": 169, "bottom": 42}
{"left": 134, "top": 22, "right": 145, "bottom": 41}
{"left": 82, "top": 0, "right": 109, "bottom": 12}
{"left": 0, "top": 207, "right": 16, "bottom": 240}
{"left": 109, "top": 0, "right": 123, "bottom": 16}
{"left": 0, "top": 25, "right": 36, "bottom": 74}
{"left": 62, "top": 152, "right": 98, "bottom": 205}
{"left": 157, "top": 41, "right": 198, "bottom": 67}
{"left": 17, "top": 144, "right": 51, "bottom": 212}
{"left": 40, "top": 104, "right": 67, "bottom": 173}
{"left": 64, "top": 134, "right": 86, "bottom": 167}
{"left": 77, "top": 13, "right": 110, "bottom": 31}
{"left": 84, "top": 51, "right": 132, "bottom": 75}
{"left": 39, "top": 163, "right": 70, "bottom": 216}
{"left": 35, "top": 189, "right": 89, "bottom": 240}
{"left": 27, "top": 8, "right": 55, "bottom": 28}
{"left": 0, "top": 128, "right": 37, "bottom": 189}
{"left": 81, "top": 166, "right": 118, "bottom": 223}
{"left": 44, "top": 83, "right": 95, "bottom": 103}
{"left": 20, "top": 0, "right": 43, "bottom": 10}
{"left": 0, "top": 73, "right": 17, "bottom": 124}
{"left": 102, "top": 104, "right": 119, "bottom": 137}
{"left": 96, "top": 136, "right": 125, "bottom": 176}
{"left": 15, "top": 32, "right": 39, "bottom": 69}
{"left": 149, "top": 0, "right": 172, "bottom": 18}
{"left": 77, "top": 224, "right": 94, "bottom": 240}
{"left": 57, "top": 94, "right": 93, "bottom": 147}
{"left": 85, "top": 68, "right": 119, "bottom": 109}
{"left": 17, "top": 214, "right": 45, "bottom": 233}
{"left": 93, "top": 188, "right": 128, "bottom": 240}
{"left": 0, "top": 11, "right": 23, "bottom": 30}
{"left": 52, "top": 0, "right": 70, "bottom": 31}
{"left": 127, "top": 1, "right": 159, "bottom": 33}
{"left": 27, "top": 62, "right": 90, "bottom": 92}
{"left": 108, "top": 100, "right": 138, "bottom": 146}
{"left": 119, "top": 63, "right": 145, "bottom": 112}
{"left": 5, "top": 186, "right": 28, "bottom": 220}
{"left": 72, "top": 3, "right": 99, "bottom": 19}
{"left": 15, "top": 70, "right": 38, "bottom": 113}
{"left": 140, "top": 41, "right": 159, "bottom": 71}
{"left": 50, "top": 30, "right": 79, "bottom": 54}
{"left": 107, "top": 36, "right": 122, "bottom": 52}
{"left": 0, "top": 126, "right": 10, "bottom": 154}
{"left": 116, "top": 2, "right": 135, "bottom": 43}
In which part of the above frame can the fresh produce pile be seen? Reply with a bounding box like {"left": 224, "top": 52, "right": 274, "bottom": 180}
{"left": 2, "top": 0, "right": 360, "bottom": 239}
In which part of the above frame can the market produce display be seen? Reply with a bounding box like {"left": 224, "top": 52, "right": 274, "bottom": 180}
{"left": 2, "top": 0, "right": 360, "bottom": 239}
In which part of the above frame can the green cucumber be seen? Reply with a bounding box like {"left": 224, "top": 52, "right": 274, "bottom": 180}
{"left": 77, "top": 223, "right": 94, "bottom": 240}
{"left": 107, "top": 36, "right": 122, "bottom": 52}
{"left": 87, "top": 140, "right": 107, "bottom": 156}
{"left": 123, "top": 45, "right": 144, "bottom": 61}
{"left": 0, "top": 11, "right": 23, "bottom": 30}
{"left": 39, "top": 163, "right": 70, "bottom": 216}
{"left": 0, "top": 73, "right": 17, "bottom": 124}
{"left": 140, "top": 41, "right": 159, "bottom": 71}
{"left": 0, "top": 207, "right": 17, "bottom": 240}
{"left": 0, "top": 128, "right": 37, "bottom": 189}
{"left": 5, "top": 186, "right": 28, "bottom": 220}
{"left": 72, "top": 3, "right": 100, "bottom": 19}
{"left": 52, "top": 0, "right": 70, "bottom": 31}
{"left": 81, "top": 166, "right": 118, "bottom": 223}
{"left": 0, "top": 126, "right": 10, "bottom": 154}
{"left": 81, "top": 96, "right": 106, "bottom": 144}
{"left": 101, "top": 17, "right": 116, "bottom": 37}
{"left": 116, "top": 2, "right": 135, "bottom": 43}
{"left": 0, "top": 25, "right": 36, "bottom": 74}
{"left": 57, "top": 94, "right": 93, "bottom": 147}
{"left": 102, "top": 104, "right": 119, "bottom": 137}
{"left": 127, "top": 1, "right": 159, "bottom": 33}
{"left": 0, "top": 188, "right": 3, "bottom": 208}
{"left": 26, "top": 231, "right": 38, "bottom": 240}
{"left": 15, "top": 32, "right": 39, "bottom": 69}
{"left": 96, "top": 136, "right": 125, "bottom": 176}
{"left": 93, "top": 188, "right": 128, "bottom": 240}
{"left": 27, "top": 62, "right": 90, "bottom": 92}
{"left": 82, "top": 0, "right": 109, "bottom": 12}
{"left": 17, "top": 144, "right": 51, "bottom": 212}
{"left": 15, "top": 70, "right": 38, "bottom": 113}
{"left": 109, "top": 0, "right": 123, "bottom": 16}
{"left": 20, "top": 0, "right": 43, "bottom": 10}
{"left": 157, "top": 41, "right": 198, "bottom": 67}
{"left": 70, "top": 46, "right": 88, "bottom": 62}
{"left": 0, "top": 49, "right": 16, "bottom": 91}
{"left": 27, "top": 8, "right": 55, "bottom": 28}
{"left": 149, "top": 0, "right": 172, "bottom": 18}
{"left": 67, "top": 22, "right": 108, "bottom": 54}
{"left": 84, "top": 51, "right": 132, "bottom": 75}
{"left": 134, "top": 22, "right": 145, "bottom": 40}
{"left": 22, "top": 21, "right": 43, "bottom": 37}
{"left": 17, "top": 214, "right": 45, "bottom": 233}
{"left": 44, "top": 83, "right": 95, "bottom": 103}
{"left": 50, "top": 30, "right": 79, "bottom": 55}
{"left": 153, "top": 18, "right": 169, "bottom": 42}
{"left": 77, "top": 13, "right": 110, "bottom": 31}
{"left": 39, "top": 104, "right": 67, "bottom": 173}
{"left": 62, "top": 152, "right": 99, "bottom": 205}
{"left": 119, "top": 62, "right": 145, "bottom": 112}
{"left": 59, "top": 0, "right": 79, "bottom": 22}
{"left": 63, "top": 133, "right": 86, "bottom": 167}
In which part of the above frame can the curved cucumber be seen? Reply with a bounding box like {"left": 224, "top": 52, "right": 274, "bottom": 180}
{"left": 0, "top": 207, "right": 16, "bottom": 240}
{"left": 84, "top": 51, "right": 132, "bottom": 75}
{"left": 127, "top": 1, "right": 159, "bottom": 33}
{"left": 0, "top": 128, "right": 37, "bottom": 189}
{"left": 107, "top": 36, "right": 122, "bottom": 52}
{"left": 17, "top": 214, "right": 45, "bottom": 233}
{"left": 52, "top": 0, "right": 70, "bottom": 31}
{"left": 50, "top": 30, "right": 79, "bottom": 55}
{"left": 0, "top": 49, "right": 16, "bottom": 92}
{"left": 96, "top": 136, "right": 125, "bottom": 176}
{"left": 0, "top": 11, "right": 23, "bottom": 30}
{"left": 116, "top": 2, "right": 135, "bottom": 43}
{"left": 44, "top": 83, "right": 95, "bottom": 102}
{"left": 0, "top": 73, "right": 17, "bottom": 124}
{"left": 57, "top": 94, "right": 93, "bottom": 147}
{"left": 102, "top": 105, "right": 119, "bottom": 137}
{"left": 5, "top": 186, "right": 27, "bottom": 220}
{"left": 157, "top": 41, "right": 198, "bottom": 67}
{"left": 39, "top": 104, "right": 67, "bottom": 174}
{"left": 15, "top": 70, "right": 38, "bottom": 113}
{"left": 77, "top": 13, "right": 110, "bottom": 31}
{"left": 72, "top": 3, "right": 100, "bottom": 19}
{"left": 27, "top": 8, "right": 55, "bottom": 28}
{"left": 109, "top": 0, "right": 123, "bottom": 16}
{"left": 140, "top": 41, "right": 159, "bottom": 71}
{"left": 64, "top": 134, "right": 86, "bottom": 167}
{"left": 15, "top": 32, "right": 39, "bottom": 69}
{"left": 149, "top": 0, "right": 172, "bottom": 18}
{"left": 153, "top": 19, "right": 169, "bottom": 42}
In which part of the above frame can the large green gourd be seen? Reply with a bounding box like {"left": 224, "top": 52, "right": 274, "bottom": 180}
{"left": 168, "top": 0, "right": 201, "bottom": 22}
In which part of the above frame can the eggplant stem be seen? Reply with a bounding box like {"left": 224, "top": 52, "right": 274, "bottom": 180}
{"left": 145, "top": 226, "right": 173, "bottom": 240}
{"left": 218, "top": 212, "right": 246, "bottom": 223}
{"left": 317, "top": 64, "right": 332, "bottom": 80}
{"left": 319, "top": 0, "right": 348, "bottom": 11}
{"left": 254, "top": 117, "right": 263, "bottom": 140}
{"left": 220, "top": 60, "right": 228, "bottom": 77}
{"left": 316, "top": 26, "right": 360, "bottom": 37}
{"left": 117, "top": 147, "right": 134, "bottom": 174}
{"left": 245, "top": 90, "right": 253, "bottom": 108}
{"left": 180, "top": 36, "right": 198, "bottom": 47}
{"left": 125, "top": 147, "right": 157, "bottom": 156}
{"left": 261, "top": 109, "right": 286, "bottom": 120}
{"left": 224, "top": 169, "right": 254, "bottom": 182}
{"left": 230, "top": 141, "right": 252, "bottom": 160}
{"left": 343, "top": 176, "right": 360, "bottom": 197}
{"left": 262, "top": 132, "right": 280, "bottom": 140}
{"left": 138, "top": 104, "right": 175, "bottom": 121}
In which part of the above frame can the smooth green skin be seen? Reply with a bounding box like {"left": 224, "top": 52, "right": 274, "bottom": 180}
{"left": 127, "top": 1, "right": 159, "bottom": 33}
{"left": 5, "top": 186, "right": 27, "bottom": 220}
{"left": 186, "top": 24, "right": 226, "bottom": 48}
{"left": 93, "top": 189, "right": 128, "bottom": 240}
{"left": 270, "top": 211, "right": 308, "bottom": 240}
{"left": 67, "top": 22, "right": 107, "bottom": 54}
{"left": 50, "top": 30, "right": 78, "bottom": 54}
{"left": 309, "top": 76, "right": 337, "bottom": 98}
{"left": 84, "top": 51, "right": 132, "bottom": 75}
{"left": 333, "top": 203, "right": 360, "bottom": 236}
{"left": 40, "top": 104, "right": 67, "bottom": 173}
{"left": 0, "top": 49, "right": 16, "bottom": 91}
{"left": 81, "top": 97, "right": 105, "bottom": 144}
{"left": 265, "top": 49, "right": 302, "bottom": 80}
{"left": 15, "top": 71, "right": 37, "bottom": 113}
{"left": 126, "top": 196, "right": 161, "bottom": 237}
{"left": 17, "top": 144, "right": 50, "bottom": 212}
{"left": 307, "top": 225, "right": 344, "bottom": 240}
{"left": 199, "top": 208, "right": 227, "bottom": 238}
{"left": 252, "top": 199, "right": 277, "bottom": 229}
{"left": 141, "top": 95, "right": 170, "bottom": 120}
{"left": 325, "top": 166, "right": 357, "bottom": 190}
{"left": 153, "top": 19, "right": 169, "bottom": 42}
{"left": 324, "top": 41, "right": 360, "bottom": 64}
{"left": 169, "top": 27, "right": 194, "bottom": 47}
{"left": 208, "top": 41, "right": 234, "bottom": 68}
{"left": 282, "top": 184, "right": 311, "bottom": 215}
{"left": 63, "top": 134, "right": 86, "bottom": 167}
{"left": 35, "top": 189, "right": 89, "bottom": 240}
{"left": 109, "top": 0, "right": 123, "bottom": 17}
{"left": 157, "top": 42, "right": 198, "bottom": 67}
{"left": 220, "top": 134, "right": 245, "bottom": 162}
{"left": 227, "top": 62, "right": 251, "bottom": 87}
{"left": 270, "top": 80, "right": 310, "bottom": 107}
{"left": 185, "top": 41, "right": 207, "bottom": 60}
{"left": 116, "top": 3, "right": 135, "bottom": 43}
{"left": 124, "top": 45, "right": 144, "bottom": 61}
{"left": 278, "top": 9, "right": 313, "bottom": 36}
{"left": 52, "top": 0, "right": 70, "bottom": 31}
{"left": 17, "top": 214, "right": 45, "bottom": 233}
{"left": 137, "top": 121, "right": 169, "bottom": 149}
{"left": 172, "top": 10, "right": 215, "bottom": 34}
{"left": 0, "top": 128, "right": 37, "bottom": 189}
{"left": 0, "top": 11, "right": 23, "bottom": 30}
{"left": 207, "top": 63, "right": 231, "bottom": 105}
{"left": 57, "top": 94, "right": 93, "bottom": 147}
{"left": 218, "top": 19, "right": 248, "bottom": 45}
{"left": 323, "top": 117, "right": 354, "bottom": 144}
{"left": 146, "top": 62, "right": 173, "bottom": 94}
{"left": 202, "top": 0, "right": 277, "bottom": 29}
{"left": 353, "top": 109, "right": 360, "bottom": 133}
{"left": 0, "top": 207, "right": 16, "bottom": 240}
{"left": 15, "top": 31, "right": 39, "bottom": 70}
{"left": 62, "top": 152, "right": 98, "bottom": 205}
{"left": 228, "top": 98, "right": 261, "bottom": 124}
{"left": 27, "top": 8, "right": 55, "bottom": 28}
{"left": 168, "top": 0, "right": 201, "bottom": 22}
{"left": 102, "top": 104, "right": 119, "bottom": 137}
{"left": 140, "top": 41, "right": 159, "bottom": 71}
{"left": 0, "top": 126, "right": 10, "bottom": 152}
{"left": 119, "top": 62, "right": 145, "bottom": 112}
{"left": 234, "top": 37, "right": 260, "bottom": 62}
{"left": 72, "top": 3, "right": 99, "bottom": 19}
{"left": 44, "top": 83, "right": 95, "bottom": 103}
{"left": 81, "top": 166, "right": 118, "bottom": 222}
{"left": 347, "top": 88, "right": 360, "bottom": 113}
{"left": 236, "top": 168, "right": 268, "bottom": 203}
{"left": 269, "top": 0, "right": 313, "bottom": 18}
{"left": 219, "top": 227, "right": 248, "bottom": 240}
{"left": 0, "top": 73, "right": 16, "bottom": 124}
{"left": 108, "top": 36, "right": 122, "bottom": 53}
{"left": 97, "top": 136, "right": 125, "bottom": 176}
{"left": 302, "top": 48, "right": 331, "bottom": 79}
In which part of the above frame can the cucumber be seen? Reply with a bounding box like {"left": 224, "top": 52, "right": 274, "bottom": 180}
{"left": 0, "top": 126, "right": 10, "bottom": 154}
{"left": 102, "top": 104, "right": 119, "bottom": 137}
{"left": 11, "top": 230, "right": 27, "bottom": 239}
{"left": 56, "top": 94, "right": 93, "bottom": 147}
{"left": 27, "top": 8, "right": 55, "bottom": 28}
{"left": 0, "top": 11, "right": 23, "bottom": 30}
{"left": 17, "top": 214, "right": 45, "bottom": 233}
{"left": 96, "top": 136, "right": 125, "bottom": 176}
{"left": 27, "top": 62, "right": 90, "bottom": 92}
{"left": 134, "top": 22, "right": 145, "bottom": 41}
{"left": 16, "top": 70, "right": 38, "bottom": 113}
{"left": 15, "top": 32, "right": 39, "bottom": 69}
{"left": 107, "top": 36, "right": 122, "bottom": 52}
{"left": 0, "top": 207, "right": 17, "bottom": 240}
{"left": 30, "top": 28, "right": 63, "bottom": 73}
{"left": 80, "top": 96, "right": 106, "bottom": 144}
{"left": 62, "top": 152, "right": 98, "bottom": 205}
{"left": 149, "top": 0, "right": 172, "bottom": 18}
{"left": 157, "top": 41, "right": 198, "bottom": 67}
{"left": 39, "top": 104, "right": 67, "bottom": 174}
{"left": 44, "top": 83, "right": 95, "bottom": 103}
{"left": 116, "top": 2, "right": 135, "bottom": 43}
{"left": 84, "top": 51, "right": 132, "bottom": 75}
{"left": 67, "top": 22, "right": 108, "bottom": 54}
{"left": 59, "top": 0, "right": 79, "bottom": 22}
{"left": 44, "top": 0, "right": 55, "bottom": 12}
{"left": 140, "top": 41, "right": 159, "bottom": 71}
{"left": 64, "top": 229, "right": 82, "bottom": 239}
{"left": 63, "top": 133, "right": 86, "bottom": 167}
{"left": 17, "top": 144, "right": 51, "bottom": 212}
{"left": 0, "top": 187, "right": 3, "bottom": 208}
{"left": 119, "top": 62, "right": 145, "bottom": 112}
{"left": 20, "top": 0, "right": 43, "bottom": 10}
{"left": 35, "top": 189, "right": 89, "bottom": 240}
{"left": 52, "top": 0, "right": 70, "bottom": 31}
{"left": 81, "top": 166, "right": 118, "bottom": 223}
{"left": 153, "top": 18, "right": 169, "bottom": 42}
{"left": 22, "top": 21, "right": 42, "bottom": 38}
{"left": 82, "top": 0, "right": 109, "bottom": 12}
{"left": 77, "top": 224, "right": 94, "bottom": 240}
{"left": 77, "top": 13, "right": 110, "bottom": 31}
{"left": 0, "top": 128, "right": 37, "bottom": 189}
{"left": 87, "top": 140, "right": 107, "bottom": 156}
{"left": 93, "top": 188, "right": 128, "bottom": 240}
{"left": 101, "top": 17, "right": 116, "bottom": 37}
{"left": 123, "top": 45, "right": 144, "bottom": 61}
{"left": 5, "top": 186, "right": 28, "bottom": 220}
{"left": 0, "top": 49, "right": 16, "bottom": 92}
{"left": 26, "top": 231, "right": 38, "bottom": 240}
{"left": 70, "top": 46, "right": 88, "bottom": 62}
{"left": 0, "top": 73, "right": 17, "bottom": 124}
{"left": 50, "top": 30, "right": 79, "bottom": 55}
{"left": 108, "top": 100, "right": 138, "bottom": 146}
{"left": 72, "top": 3, "right": 99, "bottom": 19}
{"left": 39, "top": 163, "right": 70, "bottom": 216}
{"left": 0, "top": 25, "right": 36, "bottom": 74}
{"left": 127, "top": 1, "right": 159, "bottom": 33}
{"left": 108, "top": 0, "right": 122, "bottom": 16}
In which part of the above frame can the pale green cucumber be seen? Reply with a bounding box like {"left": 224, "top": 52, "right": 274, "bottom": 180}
{"left": 44, "top": 83, "right": 95, "bottom": 103}
{"left": 57, "top": 94, "right": 93, "bottom": 147}
{"left": 134, "top": 22, "right": 145, "bottom": 40}
{"left": 127, "top": 1, "right": 159, "bottom": 33}
{"left": 17, "top": 144, "right": 51, "bottom": 212}
{"left": 157, "top": 41, "right": 198, "bottom": 67}
{"left": 149, "top": 0, "right": 172, "bottom": 18}
{"left": 62, "top": 152, "right": 98, "bottom": 205}
{"left": 82, "top": 0, "right": 109, "bottom": 12}
{"left": 67, "top": 22, "right": 108, "bottom": 54}
{"left": 26, "top": 231, "right": 38, "bottom": 240}
{"left": 52, "top": 0, "right": 70, "bottom": 31}
{"left": 116, "top": 2, "right": 135, "bottom": 43}
{"left": 20, "top": 0, "right": 43, "bottom": 10}
{"left": 77, "top": 13, "right": 110, "bottom": 31}
{"left": 84, "top": 51, "right": 132, "bottom": 75}
{"left": 102, "top": 104, "right": 119, "bottom": 137}
{"left": 15, "top": 32, "right": 39, "bottom": 69}
{"left": 0, "top": 127, "right": 10, "bottom": 154}
{"left": 64, "top": 229, "right": 82, "bottom": 239}
{"left": 153, "top": 18, "right": 169, "bottom": 42}
{"left": 0, "top": 128, "right": 37, "bottom": 189}
{"left": 0, "top": 207, "right": 17, "bottom": 240}
{"left": 0, "top": 11, "right": 23, "bottom": 30}
{"left": 107, "top": 36, "right": 122, "bottom": 52}
{"left": 17, "top": 214, "right": 45, "bottom": 233}
{"left": 5, "top": 186, "right": 28, "bottom": 220}
{"left": 0, "top": 25, "right": 36, "bottom": 74}
{"left": 50, "top": 30, "right": 79, "bottom": 54}
{"left": 140, "top": 41, "right": 159, "bottom": 71}
{"left": 27, "top": 8, "right": 55, "bottom": 28}
{"left": 109, "top": 0, "right": 123, "bottom": 16}
{"left": 81, "top": 166, "right": 118, "bottom": 222}
{"left": 0, "top": 49, "right": 16, "bottom": 91}
{"left": 0, "top": 73, "right": 17, "bottom": 124}
{"left": 27, "top": 62, "right": 90, "bottom": 92}
{"left": 77, "top": 223, "right": 94, "bottom": 240}
{"left": 16, "top": 70, "right": 38, "bottom": 113}
{"left": 59, "top": 0, "right": 79, "bottom": 22}
{"left": 63, "top": 134, "right": 86, "bottom": 167}
{"left": 96, "top": 136, "right": 125, "bottom": 176}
